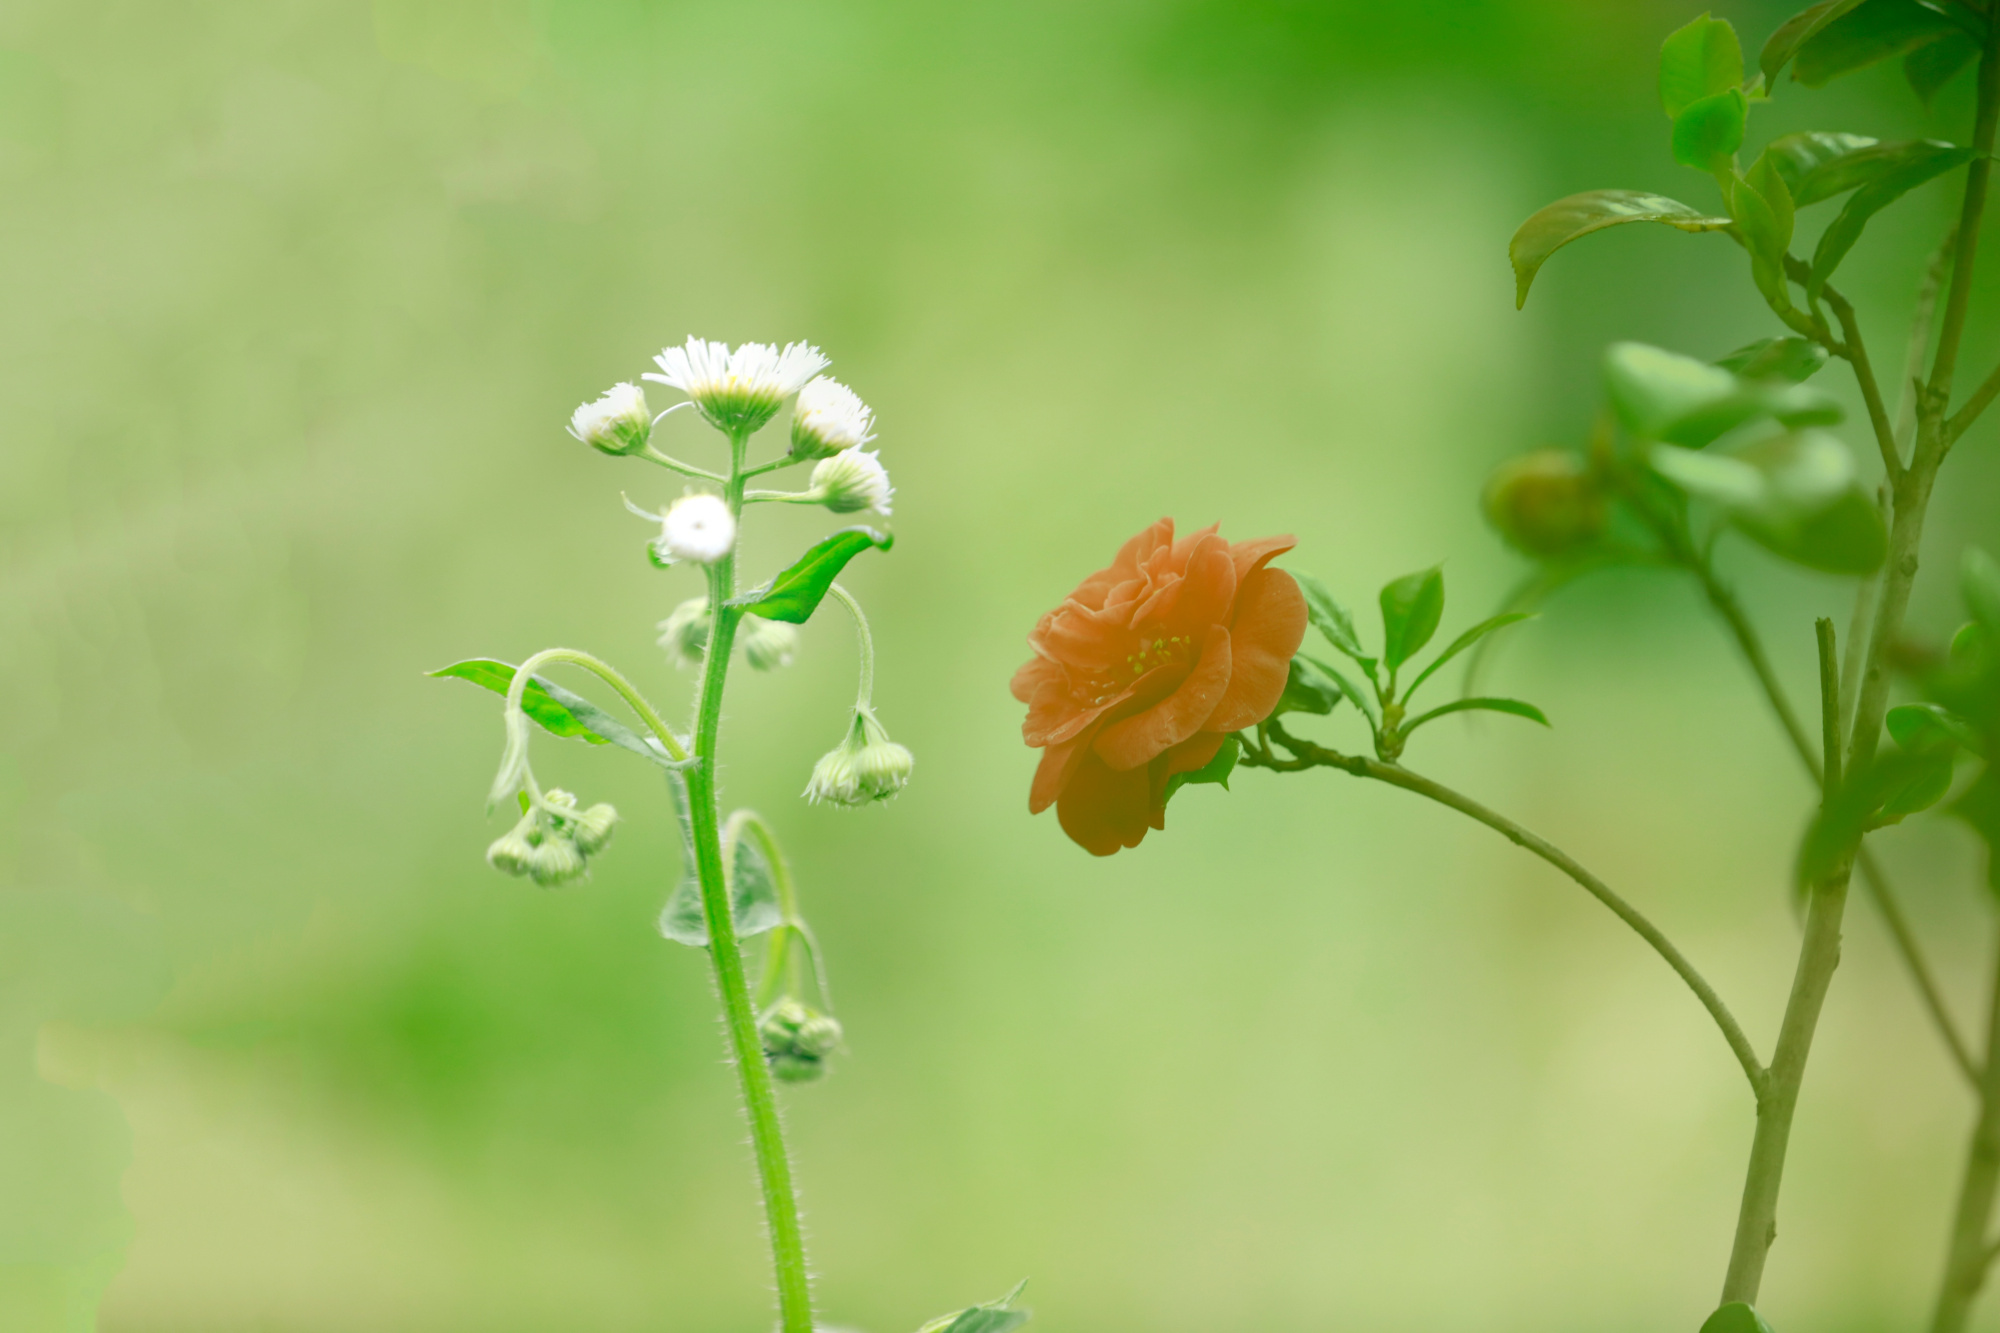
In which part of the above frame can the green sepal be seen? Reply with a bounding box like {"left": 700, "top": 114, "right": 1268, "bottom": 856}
{"left": 1379, "top": 565, "right": 1446, "bottom": 672}
{"left": 1714, "top": 336, "right": 1828, "bottom": 382}
{"left": 1671, "top": 89, "right": 1748, "bottom": 170}
{"left": 1794, "top": 0, "right": 1969, "bottom": 87}
{"left": 1810, "top": 140, "right": 1975, "bottom": 297}
{"left": 915, "top": 1281, "right": 1031, "bottom": 1333}
{"left": 1510, "top": 190, "right": 1732, "bottom": 308}
{"left": 659, "top": 804, "right": 784, "bottom": 947}
{"left": 1660, "top": 14, "right": 1746, "bottom": 118}
{"left": 1404, "top": 613, "right": 1535, "bottom": 702}
{"left": 1700, "top": 1301, "right": 1778, "bottom": 1333}
{"left": 431, "top": 659, "right": 684, "bottom": 768}
{"left": 1402, "top": 695, "right": 1551, "bottom": 736}
{"left": 1164, "top": 735, "right": 1240, "bottom": 804}
{"left": 1276, "top": 655, "right": 1344, "bottom": 717}
{"left": 731, "top": 526, "right": 894, "bottom": 624}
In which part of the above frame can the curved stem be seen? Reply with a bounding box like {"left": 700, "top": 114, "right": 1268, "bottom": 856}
{"left": 1251, "top": 723, "right": 1766, "bottom": 1095}
{"left": 826, "top": 581, "right": 875, "bottom": 709}
{"left": 639, "top": 445, "right": 726, "bottom": 483}
{"left": 506, "top": 647, "right": 689, "bottom": 762}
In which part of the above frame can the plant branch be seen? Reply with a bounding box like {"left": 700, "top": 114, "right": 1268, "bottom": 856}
{"left": 1823, "top": 286, "right": 1905, "bottom": 482}
{"left": 826, "top": 581, "right": 875, "bottom": 709}
{"left": 1931, "top": 923, "right": 2000, "bottom": 1333}
{"left": 1929, "top": 12, "right": 2000, "bottom": 405}
{"left": 640, "top": 445, "right": 726, "bottom": 483}
{"left": 1249, "top": 721, "right": 1766, "bottom": 1095}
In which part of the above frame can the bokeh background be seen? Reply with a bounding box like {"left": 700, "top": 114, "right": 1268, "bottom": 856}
{"left": 4, "top": 0, "right": 2000, "bottom": 1329}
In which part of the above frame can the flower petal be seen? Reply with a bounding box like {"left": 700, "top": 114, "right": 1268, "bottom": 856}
{"left": 1092, "top": 627, "right": 1233, "bottom": 771}
{"left": 1070, "top": 518, "right": 1174, "bottom": 609}
{"left": 1010, "top": 655, "right": 1061, "bottom": 705}
{"left": 1206, "top": 568, "right": 1308, "bottom": 733}
{"left": 1228, "top": 533, "right": 1297, "bottom": 586}
{"left": 1056, "top": 749, "right": 1153, "bottom": 855}
{"left": 1030, "top": 721, "right": 1102, "bottom": 814}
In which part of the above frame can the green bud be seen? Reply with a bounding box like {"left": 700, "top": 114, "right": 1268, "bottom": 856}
{"left": 760, "top": 999, "right": 843, "bottom": 1083}
{"left": 571, "top": 802, "right": 619, "bottom": 856}
{"left": 1482, "top": 450, "right": 1605, "bottom": 558}
{"left": 657, "top": 597, "right": 712, "bottom": 669}
{"left": 485, "top": 816, "right": 538, "bottom": 878}
{"left": 528, "top": 833, "right": 586, "bottom": 887}
{"left": 804, "top": 707, "right": 914, "bottom": 806}
{"left": 566, "top": 383, "right": 652, "bottom": 456}
{"left": 740, "top": 615, "right": 800, "bottom": 671}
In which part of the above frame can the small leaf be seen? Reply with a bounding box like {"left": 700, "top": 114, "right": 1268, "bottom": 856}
{"left": 1671, "top": 89, "right": 1749, "bottom": 171}
{"left": 1878, "top": 751, "right": 1957, "bottom": 818}
{"left": 1762, "top": 0, "right": 1869, "bottom": 84}
{"left": 1275, "top": 655, "right": 1344, "bottom": 717}
{"left": 1951, "top": 770, "right": 2000, "bottom": 896}
{"left": 1888, "top": 702, "right": 1983, "bottom": 754}
{"left": 1799, "top": 748, "right": 1940, "bottom": 884}
{"left": 1742, "top": 152, "right": 1798, "bottom": 258}
{"left": 916, "top": 1281, "right": 1031, "bottom": 1333}
{"left": 1810, "top": 140, "right": 1975, "bottom": 293}
{"left": 432, "top": 659, "right": 684, "bottom": 768}
{"left": 1964, "top": 548, "right": 2000, "bottom": 631}
{"left": 1304, "top": 653, "right": 1381, "bottom": 727}
{"left": 1714, "top": 336, "right": 1828, "bottom": 381}
{"left": 1700, "top": 1301, "right": 1778, "bottom": 1333}
{"left": 1795, "top": 0, "right": 1966, "bottom": 86}
{"left": 659, "top": 803, "right": 784, "bottom": 947}
{"left": 1764, "top": 131, "right": 1898, "bottom": 206}
{"left": 1651, "top": 432, "right": 1886, "bottom": 575}
{"left": 1661, "top": 14, "right": 1746, "bottom": 118}
{"left": 1404, "top": 613, "right": 1534, "bottom": 701}
{"left": 1605, "top": 342, "right": 1841, "bottom": 446}
{"left": 1402, "top": 696, "right": 1551, "bottom": 736}
{"left": 1294, "top": 572, "right": 1376, "bottom": 673}
{"left": 1164, "top": 735, "right": 1240, "bottom": 802}
{"left": 1907, "top": 29, "right": 1980, "bottom": 103}
{"left": 1379, "top": 565, "right": 1445, "bottom": 672}
{"left": 731, "top": 526, "right": 893, "bottom": 624}
{"left": 1510, "top": 190, "right": 1732, "bottom": 308}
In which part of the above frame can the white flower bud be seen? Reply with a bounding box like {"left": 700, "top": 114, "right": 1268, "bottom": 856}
{"left": 810, "top": 449, "right": 893, "bottom": 516}
{"left": 657, "top": 597, "right": 712, "bottom": 669}
{"left": 643, "top": 337, "right": 827, "bottom": 437}
{"left": 804, "top": 707, "right": 914, "bottom": 806}
{"left": 789, "top": 376, "right": 875, "bottom": 460}
{"left": 741, "top": 615, "right": 800, "bottom": 671}
{"left": 528, "top": 833, "right": 586, "bottom": 887}
{"left": 657, "top": 494, "right": 736, "bottom": 565}
{"left": 567, "top": 382, "right": 652, "bottom": 456}
{"left": 486, "top": 816, "right": 538, "bottom": 878}
{"left": 571, "top": 803, "right": 619, "bottom": 856}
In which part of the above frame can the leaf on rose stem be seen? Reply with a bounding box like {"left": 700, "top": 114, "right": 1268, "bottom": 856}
{"left": 1605, "top": 342, "right": 1842, "bottom": 447}
{"left": 915, "top": 1281, "right": 1031, "bottom": 1333}
{"left": 1660, "top": 13, "right": 1745, "bottom": 118}
{"left": 1164, "top": 735, "right": 1240, "bottom": 803}
{"left": 1293, "top": 571, "right": 1371, "bottom": 664}
{"left": 1401, "top": 696, "right": 1550, "bottom": 737}
{"left": 1403, "top": 613, "right": 1535, "bottom": 702}
{"left": 1379, "top": 565, "right": 1445, "bottom": 673}
{"left": 1275, "top": 655, "right": 1343, "bottom": 717}
{"left": 430, "top": 659, "right": 685, "bottom": 768}
{"left": 1672, "top": 88, "right": 1749, "bottom": 170}
{"left": 1793, "top": 0, "right": 1968, "bottom": 87}
{"left": 1809, "top": 139, "right": 1974, "bottom": 295}
{"left": 731, "top": 526, "right": 894, "bottom": 624}
{"left": 1714, "top": 335, "right": 1828, "bottom": 382}
{"left": 1700, "top": 1301, "right": 1778, "bottom": 1333}
{"left": 1509, "top": 190, "right": 1732, "bottom": 308}
{"left": 658, "top": 800, "right": 784, "bottom": 948}
{"left": 1907, "top": 28, "right": 1979, "bottom": 103}
{"left": 1304, "top": 653, "right": 1380, "bottom": 727}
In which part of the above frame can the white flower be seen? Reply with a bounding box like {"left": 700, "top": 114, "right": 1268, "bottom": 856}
{"left": 810, "top": 448, "right": 893, "bottom": 515}
{"left": 657, "top": 494, "right": 736, "bottom": 564}
{"left": 803, "top": 707, "right": 913, "bottom": 806}
{"left": 657, "top": 596, "right": 712, "bottom": 668}
{"left": 644, "top": 337, "right": 828, "bottom": 436}
{"left": 740, "top": 616, "right": 800, "bottom": 671}
{"left": 567, "top": 382, "right": 652, "bottom": 456}
{"left": 790, "top": 376, "right": 875, "bottom": 459}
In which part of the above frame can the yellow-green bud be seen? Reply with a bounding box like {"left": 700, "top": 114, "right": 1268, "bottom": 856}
{"left": 760, "top": 999, "right": 843, "bottom": 1083}
{"left": 1482, "top": 450, "right": 1605, "bottom": 558}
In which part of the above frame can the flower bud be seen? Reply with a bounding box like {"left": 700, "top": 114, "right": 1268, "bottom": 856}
{"left": 789, "top": 376, "right": 875, "bottom": 461}
{"left": 810, "top": 449, "right": 893, "bottom": 516}
{"left": 567, "top": 382, "right": 652, "bottom": 456}
{"left": 656, "top": 493, "right": 736, "bottom": 565}
{"left": 571, "top": 803, "right": 619, "bottom": 856}
{"left": 804, "top": 707, "right": 914, "bottom": 806}
{"left": 760, "top": 999, "right": 843, "bottom": 1083}
{"left": 528, "top": 832, "right": 586, "bottom": 887}
{"left": 486, "top": 816, "right": 538, "bottom": 878}
{"left": 657, "top": 597, "right": 712, "bottom": 669}
{"left": 1482, "top": 450, "right": 1605, "bottom": 558}
{"left": 740, "top": 615, "right": 800, "bottom": 671}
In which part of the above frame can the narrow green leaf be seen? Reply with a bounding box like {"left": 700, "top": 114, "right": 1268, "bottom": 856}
{"left": 1795, "top": 0, "right": 1964, "bottom": 86}
{"left": 1700, "top": 1301, "right": 1778, "bottom": 1333}
{"left": 1293, "top": 572, "right": 1372, "bottom": 663}
{"left": 659, "top": 805, "right": 784, "bottom": 947}
{"left": 1164, "top": 735, "right": 1240, "bottom": 803}
{"left": 1714, "top": 336, "right": 1828, "bottom": 381}
{"left": 1764, "top": 131, "right": 1894, "bottom": 205}
{"left": 1510, "top": 190, "right": 1732, "bottom": 308}
{"left": 1379, "top": 566, "right": 1446, "bottom": 672}
{"left": 1275, "top": 655, "right": 1343, "bottom": 717}
{"left": 916, "top": 1281, "right": 1031, "bottom": 1333}
{"left": 1403, "top": 696, "right": 1551, "bottom": 735}
{"left": 1661, "top": 14, "right": 1746, "bottom": 118}
{"left": 432, "top": 659, "right": 684, "bottom": 768}
{"left": 1888, "top": 702, "right": 1982, "bottom": 753}
{"left": 1907, "top": 29, "right": 1979, "bottom": 103}
{"left": 1671, "top": 89, "right": 1749, "bottom": 170}
{"left": 731, "top": 526, "right": 894, "bottom": 624}
{"left": 1810, "top": 140, "right": 1974, "bottom": 293}
{"left": 1762, "top": 0, "right": 1868, "bottom": 84}
{"left": 1405, "top": 613, "right": 1535, "bottom": 701}
{"left": 1304, "top": 653, "right": 1380, "bottom": 727}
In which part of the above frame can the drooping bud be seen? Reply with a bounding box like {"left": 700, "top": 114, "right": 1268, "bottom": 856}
{"left": 1482, "top": 450, "right": 1605, "bottom": 558}
{"left": 804, "top": 706, "right": 914, "bottom": 806}
{"left": 657, "top": 596, "right": 712, "bottom": 669}
{"left": 740, "top": 615, "right": 800, "bottom": 671}
{"left": 566, "top": 382, "right": 652, "bottom": 456}
{"left": 643, "top": 337, "right": 828, "bottom": 437}
{"left": 809, "top": 449, "right": 893, "bottom": 516}
{"left": 789, "top": 376, "right": 875, "bottom": 461}
{"left": 571, "top": 803, "right": 619, "bottom": 856}
{"left": 486, "top": 815, "right": 538, "bottom": 878}
{"left": 528, "top": 833, "right": 586, "bottom": 887}
{"left": 656, "top": 493, "right": 737, "bottom": 564}
{"left": 759, "top": 999, "right": 844, "bottom": 1083}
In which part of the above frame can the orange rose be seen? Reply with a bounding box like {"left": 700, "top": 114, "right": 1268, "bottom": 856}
{"left": 1011, "top": 518, "right": 1308, "bottom": 855}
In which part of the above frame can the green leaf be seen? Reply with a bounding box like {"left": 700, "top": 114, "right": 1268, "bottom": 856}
{"left": 1964, "top": 548, "right": 2000, "bottom": 631}
{"left": 1605, "top": 342, "right": 1841, "bottom": 446}
{"left": 1510, "top": 190, "right": 1732, "bottom": 309}
{"left": 431, "top": 659, "right": 683, "bottom": 768}
{"left": 1951, "top": 770, "right": 2000, "bottom": 895}
{"left": 731, "top": 526, "right": 893, "bottom": 623}
{"left": 1907, "top": 29, "right": 1980, "bottom": 103}
{"left": 1799, "top": 748, "right": 1940, "bottom": 883}
{"left": 1888, "top": 702, "right": 1983, "bottom": 754}
{"left": 1764, "top": 131, "right": 1905, "bottom": 206}
{"left": 1700, "top": 1301, "right": 1777, "bottom": 1333}
{"left": 916, "top": 1281, "right": 1031, "bottom": 1333}
{"left": 1304, "top": 653, "right": 1381, "bottom": 727}
{"left": 1742, "top": 152, "right": 1798, "bottom": 258}
{"left": 1164, "top": 734, "right": 1240, "bottom": 803}
{"left": 1671, "top": 89, "right": 1749, "bottom": 170}
{"left": 1294, "top": 572, "right": 1375, "bottom": 665}
{"left": 1795, "top": 0, "right": 1965, "bottom": 86}
{"left": 1402, "top": 696, "right": 1551, "bottom": 736}
{"left": 1379, "top": 565, "right": 1445, "bottom": 672}
{"left": 1649, "top": 432, "right": 1886, "bottom": 575}
{"left": 1762, "top": 0, "right": 1869, "bottom": 84}
{"left": 1404, "top": 613, "right": 1534, "bottom": 701}
{"left": 1661, "top": 14, "right": 1746, "bottom": 118}
{"left": 1878, "top": 750, "right": 1957, "bottom": 818}
{"left": 1810, "top": 140, "right": 1974, "bottom": 294}
{"left": 1275, "top": 655, "right": 1344, "bottom": 717}
{"left": 659, "top": 804, "right": 784, "bottom": 947}
{"left": 1714, "top": 336, "right": 1829, "bottom": 381}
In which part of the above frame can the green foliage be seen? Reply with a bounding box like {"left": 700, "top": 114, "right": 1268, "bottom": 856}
{"left": 1604, "top": 342, "right": 1841, "bottom": 447}
{"left": 659, "top": 806, "right": 785, "bottom": 947}
{"left": 1401, "top": 696, "right": 1551, "bottom": 735}
{"left": 1648, "top": 431, "right": 1886, "bottom": 574}
{"left": 1714, "top": 335, "right": 1828, "bottom": 381}
{"left": 1164, "top": 735, "right": 1241, "bottom": 802}
{"left": 1275, "top": 655, "right": 1344, "bottom": 716}
{"left": 915, "top": 1282, "right": 1031, "bottom": 1333}
{"left": 1404, "top": 613, "right": 1534, "bottom": 700}
{"left": 431, "top": 659, "right": 681, "bottom": 768}
{"left": 1888, "top": 702, "right": 1984, "bottom": 755}
{"left": 1907, "top": 29, "right": 1980, "bottom": 103}
{"left": 1379, "top": 565, "right": 1446, "bottom": 672}
{"left": 1792, "top": 0, "right": 1971, "bottom": 88}
{"left": 1660, "top": 14, "right": 1746, "bottom": 118}
{"left": 1304, "top": 652, "right": 1382, "bottom": 725}
{"left": 1810, "top": 140, "right": 1974, "bottom": 296}
{"left": 1700, "top": 1301, "right": 1778, "bottom": 1333}
{"left": 1953, "top": 771, "right": 2000, "bottom": 895}
{"left": 1673, "top": 89, "right": 1750, "bottom": 170}
{"left": 1510, "top": 190, "right": 1732, "bottom": 308}
{"left": 731, "top": 526, "right": 894, "bottom": 623}
{"left": 1964, "top": 548, "right": 2000, "bottom": 631}
{"left": 1294, "top": 572, "right": 1371, "bottom": 663}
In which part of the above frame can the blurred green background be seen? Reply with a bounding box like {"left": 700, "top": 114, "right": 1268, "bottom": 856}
{"left": 4, "top": 0, "right": 1999, "bottom": 1329}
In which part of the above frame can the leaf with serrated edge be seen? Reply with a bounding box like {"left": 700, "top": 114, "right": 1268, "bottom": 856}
{"left": 1293, "top": 571, "right": 1370, "bottom": 662}
{"left": 1510, "top": 191, "right": 1731, "bottom": 308}
{"left": 732, "top": 527, "right": 893, "bottom": 624}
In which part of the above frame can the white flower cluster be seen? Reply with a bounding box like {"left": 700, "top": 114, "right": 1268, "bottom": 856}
{"left": 645, "top": 337, "right": 828, "bottom": 436}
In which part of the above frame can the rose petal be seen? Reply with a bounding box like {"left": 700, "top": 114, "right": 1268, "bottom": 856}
{"left": 1070, "top": 518, "right": 1173, "bottom": 608}
{"left": 1030, "top": 720, "right": 1103, "bottom": 814}
{"left": 1056, "top": 749, "right": 1153, "bottom": 855}
{"left": 1206, "top": 568, "right": 1308, "bottom": 733}
{"left": 1010, "top": 655, "right": 1061, "bottom": 705}
{"left": 1228, "top": 533, "right": 1297, "bottom": 586}
{"left": 1092, "top": 627, "right": 1232, "bottom": 771}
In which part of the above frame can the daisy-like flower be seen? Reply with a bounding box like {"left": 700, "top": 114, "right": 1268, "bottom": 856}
{"left": 803, "top": 706, "right": 913, "bottom": 806}
{"left": 656, "top": 494, "right": 737, "bottom": 565}
{"left": 790, "top": 376, "right": 875, "bottom": 460}
{"left": 567, "top": 382, "right": 652, "bottom": 456}
{"left": 810, "top": 449, "right": 893, "bottom": 516}
{"left": 645, "top": 337, "right": 828, "bottom": 437}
